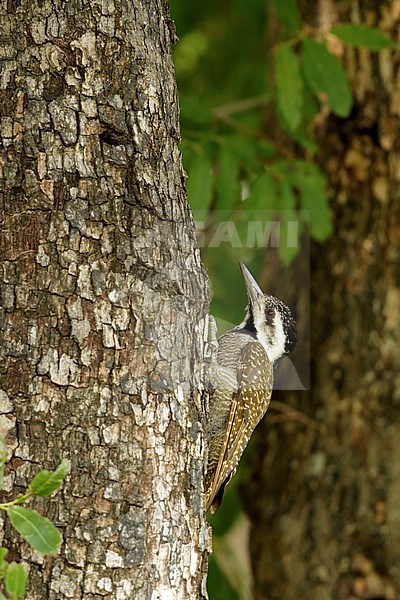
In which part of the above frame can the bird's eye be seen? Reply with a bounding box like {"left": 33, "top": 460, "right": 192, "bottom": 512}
{"left": 266, "top": 309, "right": 275, "bottom": 317}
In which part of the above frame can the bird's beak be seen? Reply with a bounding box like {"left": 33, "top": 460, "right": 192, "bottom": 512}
{"left": 239, "top": 262, "right": 265, "bottom": 306}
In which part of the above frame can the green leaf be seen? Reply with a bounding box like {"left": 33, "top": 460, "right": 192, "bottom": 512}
{"left": 246, "top": 172, "right": 278, "bottom": 210}
{"left": 5, "top": 563, "right": 27, "bottom": 600}
{"left": 29, "top": 459, "right": 69, "bottom": 497}
{"left": 275, "top": 44, "right": 304, "bottom": 132}
{"left": 276, "top": 179, "right": 299, "bottom": 264}
{"left": 280, "top": 213, "right": 301, "bottom": 265}
{"left": 291, "top": 133, "right": 318, "bottom": 153}
{"left": 228, "top": 135, "right": 258, "bottom": 168}
{"left": 215, "top": 145, "right": 240, "bottom": 212}
{"left": 207, "top": 554, "right": 240, "bottom": 600}
{"left": 256, "top": 139, "right": 276, "bottom": 158}
{"left": 331, "top": 24, "right": 397, "bottom": 51}
{"left": 290, "top": 160, "right": 333, "bottom": 241}
{"left": 278, "top": 177, "right": 296, "bottom": 210}
{"left": 0, "top": 549, "right": 8, "bottom": 563}
{"left": 180, "top": 95, "right": 211, "bottom": 127}
{"left": 273, "top": 0, "right": 301, "bottom": 33}
{"left": 174, "top": 31, "right": 209, "bottom": 80}
{"left": 186, "top": 151, "right": 214, "bottom": 211}
{"left": 302, "top": 38, "right": 352, "bottom": 117}
{"left": 8, "top": 506, "right": 61, "bottom": 555}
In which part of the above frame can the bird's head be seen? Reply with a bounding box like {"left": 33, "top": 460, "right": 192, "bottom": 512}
{"left": 238, "top": 262, "right": 298, "bottom": 363}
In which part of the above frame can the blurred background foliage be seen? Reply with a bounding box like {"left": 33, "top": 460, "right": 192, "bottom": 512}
{"left": 170, "top": 1, "right": 394, "bottom": 598}
{"left": 171, "top": 0, "right": 393, "bottom": 319}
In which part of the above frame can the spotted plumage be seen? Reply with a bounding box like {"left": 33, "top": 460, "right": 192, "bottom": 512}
{"left": 205, "top": 262, "right": 297, "bottom": 512}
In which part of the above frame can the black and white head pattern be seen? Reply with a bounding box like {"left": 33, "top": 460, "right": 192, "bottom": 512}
{"left": 241, "top": 294, "right": 297, "bottom": 364}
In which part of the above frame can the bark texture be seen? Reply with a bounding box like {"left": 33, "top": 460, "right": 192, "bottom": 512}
{"left": 245, "top": 1, "right": 400, "bottom": 599}
{"left": 0, "top": 1, "right": 210, "bottom": 598}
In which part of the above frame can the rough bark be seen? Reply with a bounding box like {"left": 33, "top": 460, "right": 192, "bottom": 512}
{"left": 246, "top": 1, "right": 400, "bottom": 599}
{"left": 0, "top": 1, "right": 210, "bottom": 598}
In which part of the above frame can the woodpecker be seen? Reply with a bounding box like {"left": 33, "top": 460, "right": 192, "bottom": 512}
{"left": 205, "top": 262, "right": 297, "bottom": 512}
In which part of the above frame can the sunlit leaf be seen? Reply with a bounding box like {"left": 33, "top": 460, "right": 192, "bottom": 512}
{"left": 8, "top": 506, "right": 61, "bottom": 555}
{"left": 331, "top": 24, "right": 397, "bottom": 51}
{"left": 275, "top": 44, "right": 304, "bottom": 133}
{"left": 29, "top": 459, "right": 69, "bottom": 497}
{"left": 5, "top": 562, "right": 27, "bottom": 600}
{"left": 302, "top": 38, "right": 352, "bottom": 117}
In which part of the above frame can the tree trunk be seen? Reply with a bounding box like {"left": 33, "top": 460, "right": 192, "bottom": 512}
{"left": 246, "top": 1, "right": 400, "bottom": 599}
{"left": 0, "top": 1, "right": 210, "bottom": 598}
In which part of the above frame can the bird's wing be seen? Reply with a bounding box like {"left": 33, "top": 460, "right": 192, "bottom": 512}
{"left": 206, "top": 341, "right": 273, "bottom": 512}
